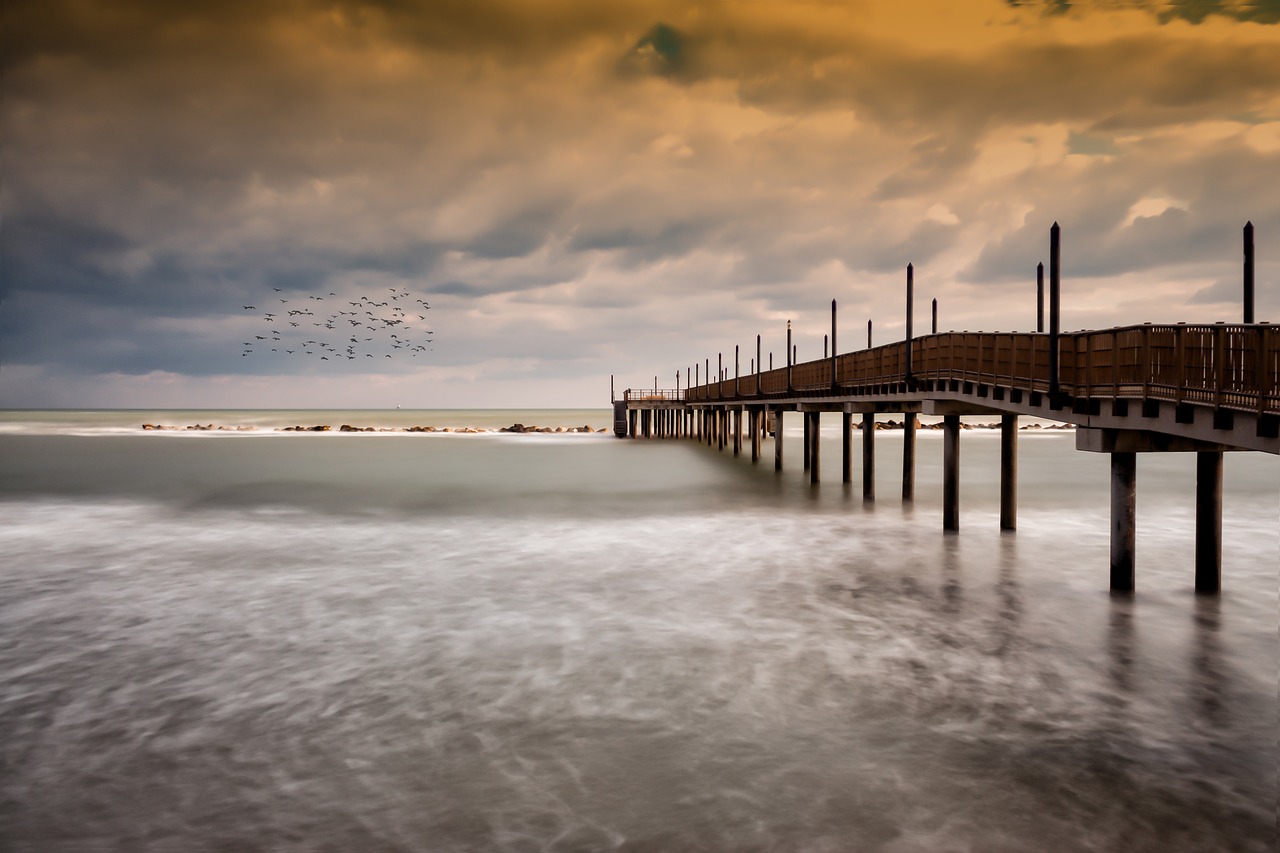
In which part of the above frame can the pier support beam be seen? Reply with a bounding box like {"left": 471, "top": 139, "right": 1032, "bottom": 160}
{"left": 862, "top": 413, "right": 875, "bottom": 500}
{"left": 629, "top": 408, "right": 637, "bottom": 439}
{"left": 902, "top": 415, "right": 915, "bottom": 501}
{"left": 750, "top": 409, "right": 761, "bottom": 463}
{"left": 1110, "top": 452, "right": 1137, "bottom": 592}
{"left": 943, "top": 415, "right": 960, "bottom": 532}
{"left": 1195, "top": 451, "right": 1223, "bottom": 593}
{"left": 774, "top": 409, "right": 784, "bottom": 471}
{"left": 809, "top": 412, "right": 821, "bottom": 484}
{"left": 733, "top": 407, "right": 742, "bottom": 457}
{"left": 1000, "top": 414, "right": 1018, "bottom": 531}
{"left": 842, "top": 411, "right": 852, "bottom": 483}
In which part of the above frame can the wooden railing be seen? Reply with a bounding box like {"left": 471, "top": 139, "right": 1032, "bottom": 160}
{"left": 681, "top": 324, "right": 1280, "bottom": 417}
{"left": 622, "top": 388, "right": 684, "bottom": 402}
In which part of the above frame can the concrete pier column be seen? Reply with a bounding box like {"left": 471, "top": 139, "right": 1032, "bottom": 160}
{"left": 1000, "top": 415, "right": 1018, "bottom": 531}
{"left": 718, "top": 408, "right": 726, "bottom": 451}
{"left": 733, "top": 408, "right": 742, "bottom": 457}
{"left": 1110, "top": 452, "right": 1136, "bottom": 591}
{"left": 774, "top": 409, "right": 784, "bottom": 471}
{"left": 629, "top": 408, "right": 637, "bottom": 439}
{"left": 902, "top": 415, "right": 915, "bottom": 501}
{"left": 643, "top": 409, "right": 651, "bottom": 439}
{"left": 809, "top": 412, "right": 821, "bottom": 484}
{"left": 862, "top": 413, "right": 875, "bottom": 500}
{"left": 751, "top": 409, "right": 761, "bottom": 463}
{"left": 1195, "top": 451, "right": 1223, "bottom": 593}
{"left": 842, "top": 411, "right": 852, "bottom": 483}
{"left": 943, "top": 414, "right": 960, "bottom": 532}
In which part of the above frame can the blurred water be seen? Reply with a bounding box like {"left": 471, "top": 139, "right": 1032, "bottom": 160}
{"left": 1, "top": 413, "right": 1276, "bottom": 851}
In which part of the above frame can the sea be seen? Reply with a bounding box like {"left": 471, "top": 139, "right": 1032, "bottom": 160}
{"left": 1, "top": 409, "right": 1276, "bottom": 852}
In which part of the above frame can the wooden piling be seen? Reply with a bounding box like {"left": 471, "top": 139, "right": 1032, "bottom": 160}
{"left": 1110, "top": 452, "right": 1136, "bottom": 591}
{"left": 629, "top": 408, "right": 637, "bottom": 439}
{"left": 809, "top": 412, "right": 820, "bottom": 484}
{"left": 1195, "top": 451, "right": 1222, "bottom": 593}
{"left": 803, "top": 410, "right": 811, "bottom": 470}
{"left": 842, "top": 411, "right": 853, "bottom": 483}
{"left": 905, "top": 264, "right": 914, "bottom": 385}
{"left": 943, "top": 414, "right": 960, "bottom": 531}
{"left": 862, "top": 413, "right": 875, "bottom": 500}
{"left": 751, "top": 409, "right": 761, "bottom": 463}
{"left": 902, "top": 414, "right": 915, "bottom": 500}
{"left": 1000, "top": 414, "right": 1018, "bottom": 530}
{"left": 733, "top": 407, "right": 742, "bottom": 457}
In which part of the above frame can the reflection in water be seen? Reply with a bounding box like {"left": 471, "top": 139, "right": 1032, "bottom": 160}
{"left": 1107, "top": 597, "right": 1137, "bottom": 701}
{"left": 1190, "top": 596, "right": 1227, "bottom": 728}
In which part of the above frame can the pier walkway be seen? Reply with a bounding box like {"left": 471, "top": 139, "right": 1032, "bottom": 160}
{"left": 613, "top": 226, "right": 1276, "bottom": 594}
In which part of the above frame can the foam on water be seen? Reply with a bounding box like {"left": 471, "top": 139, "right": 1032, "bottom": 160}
{"left": 1, "top": 419, "right": 1276, "bottom": 851}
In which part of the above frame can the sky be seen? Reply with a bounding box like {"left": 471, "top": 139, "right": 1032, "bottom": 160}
{"left": 2, "top": 0, "right": 1278, "bottom": 409}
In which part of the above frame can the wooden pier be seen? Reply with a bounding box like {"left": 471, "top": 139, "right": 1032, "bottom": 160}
{"left": 613, "top": 225, "right": 1277, "bottom": 594}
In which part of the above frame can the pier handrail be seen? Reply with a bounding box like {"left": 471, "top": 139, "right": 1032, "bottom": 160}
{"left": 623, "top": 388, "right": 685, "bottom": 402}
{"left": 682, "top": 323, "right": 1279, "bottom": 416}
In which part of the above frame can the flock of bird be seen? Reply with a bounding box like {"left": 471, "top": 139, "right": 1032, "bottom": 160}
{"left": 240, "top": 287, "right": 432, "bottom": 363}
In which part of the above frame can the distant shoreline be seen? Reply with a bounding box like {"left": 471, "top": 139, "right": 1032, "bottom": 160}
{"left": 141, "top": 422, "right": 608, "bottom": 434}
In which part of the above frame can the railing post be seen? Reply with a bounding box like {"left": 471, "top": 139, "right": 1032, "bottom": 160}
{"left": 735, "top": 345, "right": 740, "bottom": 398}
{"left": 932, "top": 298, "right": 938, "bottom": 335}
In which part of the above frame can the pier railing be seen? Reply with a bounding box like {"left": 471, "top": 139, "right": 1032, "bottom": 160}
{"left": 682, "top": 323, "right": 1279, "bottom": 416}
{"left": 622, "top": 388, "right": 684, "bottom": 402}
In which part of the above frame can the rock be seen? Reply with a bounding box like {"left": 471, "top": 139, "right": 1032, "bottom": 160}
{"left": 310, "top": 425, "right": 330, "bottom": 431}
{"left": 340, "top": 424, "right": 358, "bottom": 431}
{"left": 555, "top": 427, "right": 564, "bottom": 433}
{"left": 596, "top": 428, "right": 607, "bottom": 433}
{"left": 142, "top": 424, "right": 156, "bottom": 430}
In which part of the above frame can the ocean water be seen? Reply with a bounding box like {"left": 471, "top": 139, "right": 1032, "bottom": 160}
{"left": 1, "top": 410, "right": 1276, "bottom": 852}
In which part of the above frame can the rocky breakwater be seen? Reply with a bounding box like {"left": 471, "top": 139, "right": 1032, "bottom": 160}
{"left": 142, "top": 423, "right": 256, "bottom": 431}
{"left": 499, "top": 423, "right": 602, "bottom": 434}
{"left": 868, "top": 418, "right": 1073, "bottom": 431}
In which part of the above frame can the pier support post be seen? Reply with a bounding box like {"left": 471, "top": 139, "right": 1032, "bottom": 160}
{"left": 862, "top": 413, "right": 875, "bottom": 500}
{"left": 751, "top": 409, "right": 761, "bottom": 463}
{"left": 842, "top": 411, "right": 852, "bottom": 483}
{"left": 1195, "top": 451, "right": 1223, "bottom": 593}
{"left": 774, "top": 408, "right": 784, "bottom": 471}
{"left": 803, "top": 412, "right": 811, "bottom": 470}
{"left": 718, "top": 408, "right": 726, "bottom": 452}
{"left": 733, "top": 407, "right": 742, "bottom": 457}
{"left": 629, "top": 408, "right": 637, "bottom": 439}
{"left": 902, "top": 414, "right": 916, "bottom": 501}
{"left": 943, "top": 415, "right": 960, "bottom": 532}
{"left": 809, "top": 412, "right": 821, "bottom": 484}
{"left": 1110, "top": 452, "right": 1136, "bottom": 592}
{"left": 1000, "top": 415, "right": 1018, "bottom": 531}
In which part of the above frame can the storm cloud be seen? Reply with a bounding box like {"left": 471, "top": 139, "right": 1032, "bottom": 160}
{"left": 1, "top": 0, "right": 1276, "bottom": 407}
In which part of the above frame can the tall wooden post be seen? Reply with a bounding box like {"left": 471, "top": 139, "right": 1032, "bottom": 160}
{"left": 809, "top": 412, "right": 820, "bottom": 484}
{"left": 610, "top": 374, "right": 615, "bottom": 403}
{"left": 747, "top": 335, "right": 757, "bottom": 394}
{"left": 842, "top": 411, "right": 852, "bottom": 483}
{"left": 862, "top": 413, "right": 875, "bottom": 500}
{"left": 1000, "top": 414, "right": 1018, "bottom": 530}
{"left": 786, "top": 320, "right": 793, "bottom": 392}
{"left": 1049, "top": 223, "right": 1061, "bottom": 397}
{"left": 1110, "top": 452, "right": 1136, "bottom": 591}
{"left": 733, "top": 407, "right": 742, "bottom": 457}
{"left": 943, "top": 414, "right": 960, "bottom": 531}
{"left": 718, "top": 407, "right": 726, "bottom": 452}
{"left": 1244, "top": 221, "right": 1255, "bottom": 324}
{"left": 902, "top": 414, "right": 915, "bottom": 500}
{"left": 830, "top": 299, "right": 838, "bottom": 390}
{"left": 774, "top": 408, "right": 784, "bottom": 470}
{"left": 931, "top": 299, "right": 937, "bottom": 335}
{"left": 718, "top": 353, "right": 723, "bottom": 400}
{"left": 905, "top": 263, "right": 914, "bottom": 385}
{"left": 735, "top": 345, "right": 740, "bottom": 397}
{"left": 1036, "top": 262, "right": 1045, "bottom": 333}
{"left": 751, "top": 409, "right": 761, "bottom": 463}
{"left": 1195, "top": 451, "right": 1223, "bottom": 593}
{"left": 867, "top": 320, "right": 872, "bottom": 349}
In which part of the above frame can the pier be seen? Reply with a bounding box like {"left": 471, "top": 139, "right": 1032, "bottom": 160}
{"left": 613, "top": 225, "right": 1277, "bottom": 593}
